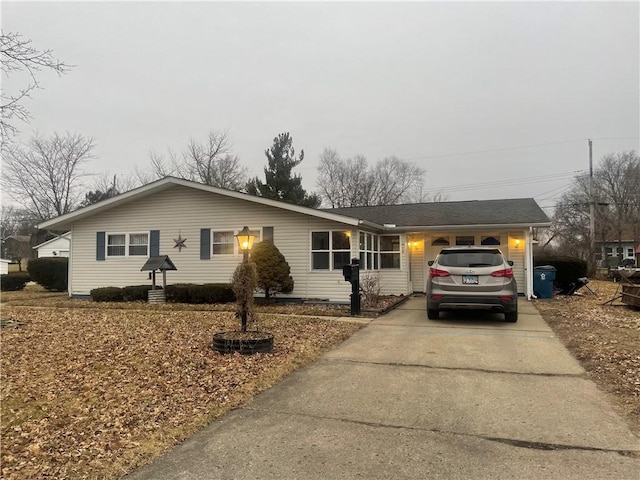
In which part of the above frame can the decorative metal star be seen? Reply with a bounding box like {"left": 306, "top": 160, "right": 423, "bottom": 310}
{"left": 173, "top": 233, "right": 187, "bottom": 252}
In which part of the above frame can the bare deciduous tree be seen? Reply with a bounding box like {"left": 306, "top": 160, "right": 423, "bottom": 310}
{"left": 1, "top": 205, "right": 37, "bottom": 238}
{"left": 548, "top": 151, "right": 639, "bottom": 268}
{"left": 139, "top": 131, "right": 248, "bottom": 191}
{"left": 1, "top": 31, "right": 72, "bottom": 147}
{"left": 1, "top": 132, "right": 95, "bottom": 221}
{"left": 317, "top": 149, "right": 426, "bottom": 207}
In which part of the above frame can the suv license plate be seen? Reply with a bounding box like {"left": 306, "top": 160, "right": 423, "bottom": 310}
{"left": 462, "top": 275, "right": 478, "bottom": 284}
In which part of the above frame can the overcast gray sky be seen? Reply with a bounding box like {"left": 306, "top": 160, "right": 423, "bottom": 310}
{"left": 2, "top": 1, "right": 639, "bottom": 213}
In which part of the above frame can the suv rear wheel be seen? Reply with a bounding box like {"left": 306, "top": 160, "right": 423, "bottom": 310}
{"left": 505, "top": 311, "right": 518, "bottom": 322}
{"left": 427, "top": 308, "right": 439, "bottom": 320}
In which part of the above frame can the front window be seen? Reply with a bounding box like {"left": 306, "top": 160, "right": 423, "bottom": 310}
{"left": 456, "top": 235, "right": 475, "bottom": 246}
{"left": 107, "top": 234, "right": 126, "bottom": 257}
{"left": 129, "top": 233, "right": 149, "bottom": 256}
{"left": 212, "top": 231, "right": 235, "bottom": 255}
{"left": 380, "top": 235, "right": 401, "bottom": 269}
{"left": 432, "top": 236, "right": 450, "bottom": 246}
{"left": 312, "top": 231, "right": 351, "bottom": 270}
{"left": 481, "top": 235, "right": 500, "bottom": 246}
{"left": 359, "top": 232, "right": 379, "bottom": 270}
{"left": 332, "top": 231, "right": 351, "bottom": 269}
{"left": 106, "top": 233, "right": 148, "bottom": 257}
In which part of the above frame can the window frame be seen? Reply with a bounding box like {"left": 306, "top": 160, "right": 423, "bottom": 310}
{"left": 105, "top": 232, "right": 149, "bottom": 258}
{"left": 359, "top": 232, "right": 380, "bottom": 271}
{"left": 311, "top": 230, "right": 352, "bottom": 271}
{"left": 379, "top": 234, "right": 401, "bottom": 269}
{"left": 211, "top": 230, "right": 236, "bottom": 256}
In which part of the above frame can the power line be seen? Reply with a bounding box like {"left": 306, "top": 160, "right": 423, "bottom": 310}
{"left": 403, "top": 139, "right": 588, "bottom": 162}
{"left": 420, "top": 170, "right": 585, "bottom": 195}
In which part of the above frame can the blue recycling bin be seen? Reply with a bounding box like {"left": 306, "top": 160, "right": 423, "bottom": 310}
{"left": 533, "top": 265, "right": 556, "bottom": 299}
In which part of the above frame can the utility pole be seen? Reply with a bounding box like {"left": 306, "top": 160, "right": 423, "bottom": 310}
{"left": 589, "top": 139, "right": 595, "bottom": 271}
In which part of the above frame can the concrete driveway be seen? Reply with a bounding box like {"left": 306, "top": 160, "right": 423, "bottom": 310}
{"left": 127, "top": 297, "right": 640, "bottom": 479}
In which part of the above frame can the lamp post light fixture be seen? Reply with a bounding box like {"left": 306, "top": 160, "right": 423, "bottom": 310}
{"left": 235, "top": 226, "right": 256, "bottom": 332}
{"left": 236, "top": 226, "right": 256, "bottom": 262}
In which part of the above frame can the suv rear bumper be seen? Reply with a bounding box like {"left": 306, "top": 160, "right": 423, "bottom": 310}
{"left": 427, "top": 294, "right": 517, "bottom": 313}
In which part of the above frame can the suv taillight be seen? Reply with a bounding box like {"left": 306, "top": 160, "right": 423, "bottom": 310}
{"left": 491, "top": 268, "right": 513, "bottom": 279}
{"left": 429, "top": 268, "right": 450, "bottom": 278}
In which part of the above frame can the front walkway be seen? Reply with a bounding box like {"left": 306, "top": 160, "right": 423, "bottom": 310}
{"left": 127, "top": 297, "right": 640, "bottom": 479}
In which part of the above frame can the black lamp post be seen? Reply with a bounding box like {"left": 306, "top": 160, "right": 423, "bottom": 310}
{"left": 235, "top": 226, "right": 256, "bottom": 331}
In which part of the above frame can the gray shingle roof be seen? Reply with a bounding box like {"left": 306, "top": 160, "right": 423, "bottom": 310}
{"left": 323, "top": 198, "right": 550, "bottom": 228}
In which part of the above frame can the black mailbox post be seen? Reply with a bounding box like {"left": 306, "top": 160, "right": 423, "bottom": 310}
{"left": 342, "top": 258, "right": 361, "bottom": 315}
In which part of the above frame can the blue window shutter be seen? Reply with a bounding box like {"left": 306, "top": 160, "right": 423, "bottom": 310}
{"left": 150, "top": 230, "right": 160, "bottom": 256}
{"left": 200, "top": 229, "right": 210, "bottom": 259}
{"left": 263, "top": 226, "right": 274, "bottom": 242}
{"left": 96, "top": 232, "right": 105, "bottom": 261}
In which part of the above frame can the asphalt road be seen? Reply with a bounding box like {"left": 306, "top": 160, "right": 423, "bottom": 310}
{"left": 127, "top": 297, "right": 640, "bottom": 479}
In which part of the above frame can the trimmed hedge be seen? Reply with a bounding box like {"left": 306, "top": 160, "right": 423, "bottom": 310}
{"left": 122, "top": 285, "right": 155, "bottom": 302}
{"left": 165, "top": 283, "right": 235, "bottom": 304}
{"left": 534, "top": 255, "right": 588, "bottom": 290}
{"left": 27, "top": 257, "right": 68, "bottom": 291}
{"left": 89, "top": 283, "right": 234, "bottom": 304}
{"left": 91, "top": 287, "right": 125, "bottom": 302}
{"left": 1, "top": 273, "right": 30, "bottom": 291}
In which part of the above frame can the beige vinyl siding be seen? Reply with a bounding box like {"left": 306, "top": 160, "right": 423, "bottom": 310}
{"left": 409, "top": 234, "right": 425, "bottom": 292}
{"left": 507, "top": 232, "right": 526, "bottom": 294}
{"left": 377, "top": 233, "right": 410, "bottom": 296}
{"left": 69, "top": 185, "right": 358, "bottom": 301}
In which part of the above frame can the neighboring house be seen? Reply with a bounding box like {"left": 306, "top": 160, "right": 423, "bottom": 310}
{"left": 38, "top": 177, "right": 550, "bottom": 301}
{"left": 34, "top": 232, "right": 71, "bottom": 258}
{"left": 1, "top": 235, "right": 32, "bottom": 271}
{"left": 596, "top": 239, "right": 639, "bottom": 267}
{"left": 1, "top": 258, "right": 10, "bottom": 275}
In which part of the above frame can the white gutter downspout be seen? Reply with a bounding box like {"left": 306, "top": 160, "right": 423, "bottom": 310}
{"left": 526, "top": 227, "right": 534, "bottom": 299}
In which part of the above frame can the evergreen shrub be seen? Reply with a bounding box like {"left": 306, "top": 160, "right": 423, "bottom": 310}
{"left": 91, "top": 287, "right": 124, "bottom": 302}
{"left": 0, "top": 273, "right": 30, "bottom": 291}
{"left": 164, "top": 283, "right": 235, "bottom": 304}
{"left": 251, "top": 240, "right": 294, "bottom": 298}
{"left": 533, "top": 255, "right": 588, "bottom": 290}
{"left": 122, "top": 285, "right": 155, "bottom": 302}
{"left": 27, "top": 257, "right": 68, "bottom": 291}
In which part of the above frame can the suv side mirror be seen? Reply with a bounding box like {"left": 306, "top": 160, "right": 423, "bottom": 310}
{"left": 428, "top": 260, "right": 434, "bottom": 266}
{"left": 508, "top": 260, "right": 514, "bottom": 266}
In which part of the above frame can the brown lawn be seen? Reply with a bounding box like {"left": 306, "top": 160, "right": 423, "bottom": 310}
{"left": 534, "top": 279, "right": 640, "bottom": 435}
{"left": 1, "top": 288, "right": 365, "bottom": 479}
{"left": 2, "top": 281, "right": 638, "bottom": 478}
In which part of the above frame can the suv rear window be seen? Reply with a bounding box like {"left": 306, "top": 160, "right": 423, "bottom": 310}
{"left": 437, "top": 249, "right": 503, "bottom": 267}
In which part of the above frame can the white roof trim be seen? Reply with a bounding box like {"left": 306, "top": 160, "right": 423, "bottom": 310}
{"left": 388, "top": 222, "right": 551, "bottom": 232}
{"left": 38, "top": 177, "right": 365, "bottom": 230}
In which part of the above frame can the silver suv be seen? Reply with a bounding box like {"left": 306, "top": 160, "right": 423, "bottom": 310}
{"left": 426, "top": 247, "right": 518, "bottom": 322}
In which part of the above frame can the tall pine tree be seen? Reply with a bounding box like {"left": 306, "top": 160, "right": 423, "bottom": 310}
{"left": 246, "top": 132, "right": 321, "bottom": 208}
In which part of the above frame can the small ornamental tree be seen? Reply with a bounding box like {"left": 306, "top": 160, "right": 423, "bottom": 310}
{"left": 231, "top": 260, "right": 258, "bottom": 332}
{"left": 250, "top": 240, "right": 294, "bottom": 299}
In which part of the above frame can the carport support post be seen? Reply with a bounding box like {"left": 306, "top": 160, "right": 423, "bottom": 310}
{"left": 350, "top": 258, "right": 361, "bottom": 315}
